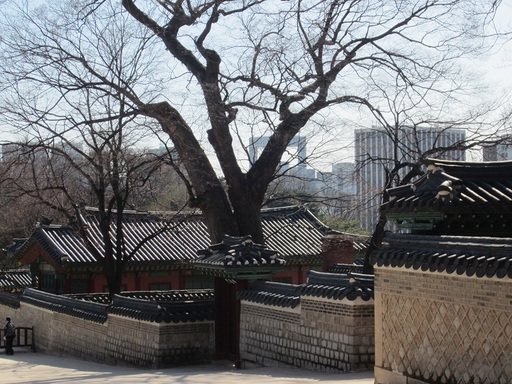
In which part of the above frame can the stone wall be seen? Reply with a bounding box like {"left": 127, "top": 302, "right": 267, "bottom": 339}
{"left": 105, "top": 315, "right": 213, "bottom": 367}
{"left": 0, "top": 298, "right": 214, "bottom": 368}
{"left": 240, "top": 296, "right": 374, "bottom": 372}
{"left": 374, "top": 267, "right": 512, "bottom": 384}
{"left": 1, "top": 277, "right": 374, "bottom": 373}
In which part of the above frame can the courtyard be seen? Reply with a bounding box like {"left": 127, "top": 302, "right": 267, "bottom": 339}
{"left": 0, "top": 351, "right": 374, "bottom": 384}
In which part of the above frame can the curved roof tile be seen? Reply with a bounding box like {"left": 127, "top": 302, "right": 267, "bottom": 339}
{"left": 21, "top": 288, "right": 108, "bottom": 323}
{"left": 0, "top": 270, "right": 33, "bottom": 290}
{"left": 238, "top": 281, "right": 302, "bottom": 308}
{"left": 19, "top": 289, "right": 215, "bottom": 324}
{"left": 302, "top": 270, "right": 374, "bottom": 301}
{"left": 109, "top": 291, "right": 215, "bottom": 323}
{"left": 16, "top": 206, "right": 329, "bottom": 267}
{"left": 382, "top": 159, "right": 512, "bottom": 215}
{"left": 0, "top": 292, "right": 21, "bottom": 309}
{"left": 195, "top": 235, "right": 285, "bottom": 268}
{"left": 372, "top": 232, "right": 512, "bottom": 278}
{"left": 239, "top": 269, "right": 374, "bottom": 307}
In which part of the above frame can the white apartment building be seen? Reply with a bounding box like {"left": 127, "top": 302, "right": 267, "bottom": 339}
{"left": 482, "top": 141, "right": 512, "bottom": 161}
{"left": 355, "top": 126, "right": 466, "bottom": 231}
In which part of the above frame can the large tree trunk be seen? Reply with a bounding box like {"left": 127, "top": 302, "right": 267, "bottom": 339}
{"left": 229, "top": 187, "right": 265, "bottom": 244}
{"left": 145, "top": 102, "right": 240, "bottom": 243}
{"left": 148, "top": 102, "right": 267, "bottom": 243}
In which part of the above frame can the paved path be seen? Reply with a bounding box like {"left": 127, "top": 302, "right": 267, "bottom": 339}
{"left": 0, "top": 350, "right": 374, "bottom": 384}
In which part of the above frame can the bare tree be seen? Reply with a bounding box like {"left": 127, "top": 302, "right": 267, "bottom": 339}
{"left": 0, "top": 0, "right": 503, "bottom": 245}
{"left": 110, "top": 0, "right": 507, "bottom": 243}
{"left": 0, "top": 3, "right": 186, "bottom": 295}
{"left": 0, "top": 107, "right": 177, "bottom": 295}
{"left": 355, "top": 75, "right": 512, "bottom": 272}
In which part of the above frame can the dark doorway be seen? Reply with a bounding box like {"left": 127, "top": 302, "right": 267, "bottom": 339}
{"left": 213, "top": 277, "right": 248, "bottom": 365}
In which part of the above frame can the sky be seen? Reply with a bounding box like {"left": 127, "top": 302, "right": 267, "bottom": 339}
{"left": 1, "top": 0, "right": 512, "bottom": 172}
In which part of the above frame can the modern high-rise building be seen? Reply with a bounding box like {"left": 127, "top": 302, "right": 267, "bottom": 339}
{"left": 249, "top": 135, "right": 307, "bottom": 166}
{"left": 331, "top": 162, "right": 356, "bottom": 195}
{"left": 482, "top": 141, "right": 512, "bottom": 161}
{"left": 354, "top": 126, "right": 466, "bottom": 231}
{"left": 250, "top": 133, "right": 314, "bottom": 194}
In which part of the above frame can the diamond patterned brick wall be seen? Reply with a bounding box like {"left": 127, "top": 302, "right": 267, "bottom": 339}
{"left": 376, "top": 268, "right": 512, "bottom": 384}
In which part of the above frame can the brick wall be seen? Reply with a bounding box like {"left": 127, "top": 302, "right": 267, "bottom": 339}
{"left": 321, "top": 233, "right": 356, "bottom": 270}
{"left": 374, "top": 267, "right": 512, "bottom": 384}
{"left": 0, "top": 301, "right": 214, "bottom": 368}
{"left": 0, "top": 286, "right": 374, "bottom": 372}
{"left": 240, "top": 297, "right": 374, "bottom": 372}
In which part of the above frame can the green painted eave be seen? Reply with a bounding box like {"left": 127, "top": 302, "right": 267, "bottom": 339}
{"left": 387, "top": 212, "right": 444, "bottom": 230}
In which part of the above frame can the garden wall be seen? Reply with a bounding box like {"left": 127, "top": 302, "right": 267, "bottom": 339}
{"left": 0, "top": 270, "right": 375, "bottom": 373}
{"left": 239, "top": 275, "right": 374, "bottom": 373}
{"left": 374, "top": 267, "right": 512, "bottom": 384}
{"left": 0, "top": 289, "right": 214, "bottom": 368}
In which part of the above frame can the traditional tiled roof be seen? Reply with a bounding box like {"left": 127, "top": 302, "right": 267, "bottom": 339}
{"left": 19, "top": 288, "right": 215, "bottom": 323}
{"left": 21, "top": 288, "right": 108, "bottom": 323}
{"left": 238, "top": 281, "right": 301, "bottom": 308}
{"left": 239, "top": 269, "right": 374, "bottom": 307}
{"left": 0, "top": 291, "right": 21, "bottom": 309}
{"left": 327, "top": 261, "right": 364, "bottom": 274}
{"left": 4, "top": 238, "right": 27, "bottom": 257}
{"left": 109, "top": 293, "right": 215, "bottom": 323}
{"left": 16, "top": 205, "right": 328, "bottom": 268}
{"left": 301, "top": 270, "right": 374, "bottom": 301}
{"left": 372, "top": 232, "right": 512, "bottom": 278}
{"left": 262, "top": 206, "right": 331, "bottom": 264}
{"left": 383, "top": 159, "right": 512, "bottom": 212}
{"left": 352, "top": 240, "right": 370, "bottom": 253}
{"left": 0, "top": 270, "right": 33, "bottom": 290}
{"left": 382, "top": 159, "right": 512, "bottom": 234}
{"left": 194, "top": 235, "right": 285, "bottom": 279}
{"left": 70, "top": 289, "right": 214, "bottom": 305}
{"left": 196, "top": 235, "right": 281, "bottom": 266}
{"left": 25, "top": 225, "right": 96, "bottom": 266}
{"left": 77, "top": 290, "right": 215, "bottom": 323}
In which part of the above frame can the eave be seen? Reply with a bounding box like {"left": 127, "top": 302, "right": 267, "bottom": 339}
{"left": 193, "top": 264, "right": 285, "bottom": 281}
{"left": 387, "top": 212, "right": 444, "bottom": 230}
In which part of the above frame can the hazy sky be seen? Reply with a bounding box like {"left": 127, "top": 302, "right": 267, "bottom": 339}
{"left": 1, "top": 0, "right": 512, "bottom": 171}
